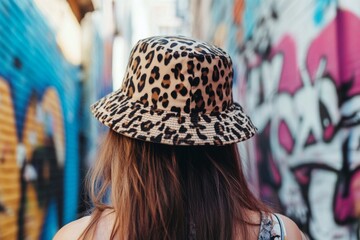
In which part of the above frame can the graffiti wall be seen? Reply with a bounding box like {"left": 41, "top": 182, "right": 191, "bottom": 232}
{"left": 193, "top": 0, "right": 360, "bottom": 239}
{"left": 0, "top": 0, "right": 80, "bottom": 239}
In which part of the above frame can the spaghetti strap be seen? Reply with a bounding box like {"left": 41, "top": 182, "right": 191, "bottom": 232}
{"left": 273, "top": 214, "right": 286, "bottom": 239}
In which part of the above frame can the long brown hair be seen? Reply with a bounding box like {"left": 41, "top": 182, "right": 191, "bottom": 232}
{"left": 80, "top": 130, "right": 269, "bottom": 239}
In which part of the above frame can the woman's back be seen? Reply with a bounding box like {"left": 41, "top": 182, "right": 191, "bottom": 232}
{"left": 54, "top": 36, "right": 306, "bottom": 240}
{"left": 77, "top": 135, "right": 272, "bottom": 239}
{"left": 54, "top": 209, "right": 304, "bottom": 239}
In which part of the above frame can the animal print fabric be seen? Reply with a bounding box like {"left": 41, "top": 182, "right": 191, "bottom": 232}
{"left": 91, "top": 36, "right": 257, "bottom": 145}
{"left": 258, "top": 213, "right": 285, "bottom": 240}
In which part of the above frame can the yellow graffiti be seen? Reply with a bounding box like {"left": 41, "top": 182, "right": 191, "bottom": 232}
{"left": 0, "top": 77, "right": 65, "bottom": 240}
{"left": 42, "top": 88, "right": 65, "bottom": 168}
{"left": 0, "top": 79, "right": 20, "bottom": 240}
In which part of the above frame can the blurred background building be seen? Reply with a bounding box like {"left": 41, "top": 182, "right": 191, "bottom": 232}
{"left": 0, "top": 0, "right": 360, "bottom": 239}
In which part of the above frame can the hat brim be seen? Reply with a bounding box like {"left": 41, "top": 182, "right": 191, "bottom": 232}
{"left": 90, "top": 90, "right": 257, "bottom": 146}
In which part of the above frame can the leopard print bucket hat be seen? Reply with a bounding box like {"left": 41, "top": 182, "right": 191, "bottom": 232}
{"left": 91, "top": 36, "right": 256, "bottom": 145}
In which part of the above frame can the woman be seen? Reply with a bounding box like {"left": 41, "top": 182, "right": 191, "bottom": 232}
{"left": 55, "top": 36, "right": 305, "bottom": 239}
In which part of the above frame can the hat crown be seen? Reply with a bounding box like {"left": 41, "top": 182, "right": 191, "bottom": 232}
{"left": 121, "top": 36, "right": 234, "bottom": 115}
{"left": 91, "top": 36, "right": 256, "bottom": 145}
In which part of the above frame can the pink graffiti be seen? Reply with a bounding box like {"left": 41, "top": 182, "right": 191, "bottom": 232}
{"left": 269, "top": 153, "right": 281, "bottom": 185}
{"left": 305, "top": 131, "right": 316, "bottom": 146}
{"left": 307, "top": 10, "right": 360, "bottom": 96}
{"left": 323, "top": 124, "right": 335, "bottom": 141}
{"left": 307, "top": 10, "right": 360, "bottom": 223}
{"left": 278, "top": 120, "right": 294, "bottom": 153}
{"left": 271, "top": 35, "right": 302, "bottom": 95}
{"left": 248, "top": 9, "right": 360, "bottom": 228}
{"left": 335, "top": 170, "right": 360, "bottom": 223}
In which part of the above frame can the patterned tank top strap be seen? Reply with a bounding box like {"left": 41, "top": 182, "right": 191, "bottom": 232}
{"left": 258, "top": 212, "right": 286, "bottom": 240}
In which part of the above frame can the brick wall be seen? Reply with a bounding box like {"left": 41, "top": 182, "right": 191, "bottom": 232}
{"left": 0, "top": 0, "right": 80, "bottom": 239}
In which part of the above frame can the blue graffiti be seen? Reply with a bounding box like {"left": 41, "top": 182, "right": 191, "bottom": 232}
{"left": 0, "top": 0, "right": 80, "bottom": 239}
{"left": 243, "top": 0, "right": 263, "bottom": 39}
{"left": 314, "top": 0, "right": 336, "bottom": 25}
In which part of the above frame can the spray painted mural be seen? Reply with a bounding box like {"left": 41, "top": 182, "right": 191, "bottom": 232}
{"left": 238, "top": 1, "right": 360, "bottom": 239}
{"left": 193, "top": 0, "right": 360, "bottom": 239}
{"left": 0, "top": 1, "right": 80, "bottom": 239}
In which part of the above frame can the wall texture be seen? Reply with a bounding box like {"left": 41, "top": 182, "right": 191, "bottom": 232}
{"left": 0, "top": 0, "right": 80, "bottom": 239}
{"left": 192, "top": 0, "right": 360, "bottom": 239}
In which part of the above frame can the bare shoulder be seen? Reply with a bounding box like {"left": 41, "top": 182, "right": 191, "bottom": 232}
{"left": 53, "top": 216, "right": 91, "bottom": 240}
{"left": 276, "top": 214, "right": 308, "bottom": 240}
